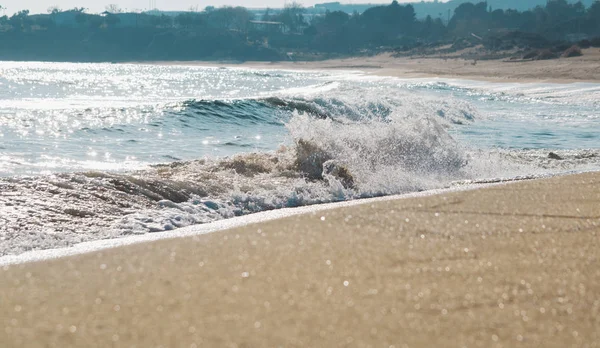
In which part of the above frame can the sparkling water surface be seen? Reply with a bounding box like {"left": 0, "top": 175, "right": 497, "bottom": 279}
{"left": 1, "top": 61, "right": 599, "bottom": 176}
{"left": 2, "top": 61, "right": 600, "bottom": 256}
{"left": 0, "top": 62, "right": 328, "bottom": 175}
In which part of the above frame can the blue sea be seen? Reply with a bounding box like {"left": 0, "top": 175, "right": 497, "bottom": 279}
{"left": 1, "top": 61, "right": 599, "bottom": 256}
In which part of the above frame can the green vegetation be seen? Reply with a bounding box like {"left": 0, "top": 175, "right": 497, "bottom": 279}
{"left": 0, "top": 0, "right": 599, "bottom": 62}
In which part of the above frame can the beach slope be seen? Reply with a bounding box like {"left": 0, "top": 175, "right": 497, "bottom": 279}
{"left": 1, "top": 172, "right": 599, "bottom": 347}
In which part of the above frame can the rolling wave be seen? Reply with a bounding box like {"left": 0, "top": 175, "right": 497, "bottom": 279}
{"left": 2, "top": 74, "right": 599, "bottom": 257}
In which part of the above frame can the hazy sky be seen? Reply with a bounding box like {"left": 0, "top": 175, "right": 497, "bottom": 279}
{"left": 0, "top": 0, "right": 418, "bottom": 15}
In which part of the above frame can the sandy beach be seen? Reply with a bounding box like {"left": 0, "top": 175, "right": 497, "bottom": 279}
{"left": 1, "top": 171, "right": 599, "bottom": 347}
{"left": 2, "top": 52, "right": 600, "bottom": 347}
{"left": 155, "top": 47, "right": 600, "bottom": 83}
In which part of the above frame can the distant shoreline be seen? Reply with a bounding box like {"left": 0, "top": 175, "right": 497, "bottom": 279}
{"left": 134, "top": 48, "right": 600, "bottom": 84}
{"left": 3, "top": 48, "right": 599, "bottom": 83}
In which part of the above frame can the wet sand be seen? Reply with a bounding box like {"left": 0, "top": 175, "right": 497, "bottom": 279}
{"left": 1, "top": 171, "right": 599, "bottom": 347}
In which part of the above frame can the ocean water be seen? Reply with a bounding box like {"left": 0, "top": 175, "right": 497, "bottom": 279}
{"left": 1, "top": 61, "right": 599, "bottom": 256}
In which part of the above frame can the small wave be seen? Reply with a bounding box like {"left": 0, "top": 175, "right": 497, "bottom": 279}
{"left": 247, "top": 71, "right": 285, "bottom": 78}
{"left": 169, "top": 81, "right": 480, "bottom": 127}
{"left": 274, "top": 81, "right": 341, "bottom": 96}
{"left": 175, "top": 99, "right": 284, "bottom": 126}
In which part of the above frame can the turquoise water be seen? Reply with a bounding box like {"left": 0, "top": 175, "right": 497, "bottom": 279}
{"left": 438, "top": 81, "right": 600, "bottom": 150}
{"left": 0, "top": 62, "right": 326, "bottom": 174}
{"left": 1, "top": 61, "right": 599, "bottom": 255}
{"left": 1, "top": 62, "right": 599, "bottom": 176}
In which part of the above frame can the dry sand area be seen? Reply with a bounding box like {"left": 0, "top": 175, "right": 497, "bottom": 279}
{"left": 1, "top": 171, "right": 599, "bottom": 347}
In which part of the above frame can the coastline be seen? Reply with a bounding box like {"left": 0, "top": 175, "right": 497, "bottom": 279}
{"left": 2, "top": 55, "right": 600, "bottom": 347}
{"left": 3, "top": 60, "right": 598, "bottom": 257}
{"left": 140, "top": 47, "right": 600, "bottom": 83}
{"left": 1, "top": 171, "right": 599, "bottom": 347}
{"left": 0, "top": 178, "right": 519, "bottom": 267}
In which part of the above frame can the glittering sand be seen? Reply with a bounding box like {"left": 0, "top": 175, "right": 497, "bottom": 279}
{"left": 1, "top": 171, "right": 599, "bottom": 347}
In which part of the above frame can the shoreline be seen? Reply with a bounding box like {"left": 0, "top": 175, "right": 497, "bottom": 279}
{"left": 1, "top": 58, "right": 599, "bottom": 260}
{"left": 1, "top": 171, "right": 599, "bottom": 347}
{"left": 4, "top": 48, "right": 600, "bottom": 83}
{"left": 0, "top": 177, "right": 523, "bottom": 266}
{"left": 1, "top": 59, "right": 598, "bottom": 260}
{"left": 0, "top": 169, "right": 586, "bottom": 266}
{"left": 2, "top": 57, "right": 600, "bottom": 346}
{"left": 135, "top": 48, "right": 600, "bottom": 84}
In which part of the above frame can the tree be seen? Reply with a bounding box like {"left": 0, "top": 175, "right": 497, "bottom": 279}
{"left": 203, "top": 6, "right": 253, "bottom": 31}
{"left": 47, "top": 6, "right": 61, "bottom": 14}
{"left": 9, "top": 10, "right": 31, "bottom": 30}
{"left": 387, "top": 3, "right": 416, "bottom": 35}
{"left": 314, "top": 10, "right": 349, "bottom": 34}
{"left": 105, "top": 13, "right": 120, "bottom": 27}
{"left": 589, "top": 1, "right": 600, "bottom": 19}
{"left": 449, "top": 2, "right": 489, "bottom": 36}
{"left": 105, "top": 4, "right": 122, "bottom": 14}
{"left": 277, "top": 2, "right": 306, "bottom": 33}
{"left": 175, "top": 12, "right": 197, "bottom": 28}
{"left": 421, "top": 14, "right": 445, "bottom": 40}
{"left": 519, "top": 10, "right": 536, "bottom": 32}
{"left": 74, "top": 9, "right": 88, "bottom": 27}
{"left": 262, "top": 7, "right": 272, "bottom": 21}
{"left": 308, "top": 10, "right": 353, "bottom": 51}
{"left": 545, "top": 0, "right": 570, "bottom": 20}
{"left": 228, "top": 6, "right": 253, "bottom": 31}
{"left": 158, "top": 14, "right": 172, "bottom": 27}
{"left": 585, "top": 1, "right": 600, "bottom": 34}
{"left": 88, "top": 15, "right": 104, "bottom": 29}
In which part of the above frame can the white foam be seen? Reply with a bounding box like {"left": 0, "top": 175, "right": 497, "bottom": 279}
{"left": 0, "top": 181, "right": 502, "bottom": 266}
{"left": 273, "top": 81, "right": 342, "bottom": 96}
{"left": 3, "top": 66, "right": 599, "bottom": 261}
{"left": 427, "top": 78, "right": 600, "bottom": 106}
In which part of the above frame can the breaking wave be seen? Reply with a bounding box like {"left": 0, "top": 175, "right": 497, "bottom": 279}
{"left": 2, "top": 79, "right": 599, "bottom": 256}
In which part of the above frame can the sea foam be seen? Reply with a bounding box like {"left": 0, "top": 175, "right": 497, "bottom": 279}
{"left": 1, "top": 64, "right": 599, "bottom": 257}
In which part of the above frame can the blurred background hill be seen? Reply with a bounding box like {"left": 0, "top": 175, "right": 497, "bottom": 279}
{"left": 0, "top": 0, "right": 599, "bottom": 62}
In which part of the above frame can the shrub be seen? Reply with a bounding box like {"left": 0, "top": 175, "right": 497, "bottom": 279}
{"left": 551, "top": 43, "right": 571, "bottom": 52}
{"left": 561, "top": 45, "right": 582, "bottom": 58}
{"left": 578, "top": 39, "right": 591, "bottom": 49}
{"left": 535, "top": 49, "right": 557, "bottom": 60}
{"left": 522, "top": 50, "right": 538, "bottom": 59}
